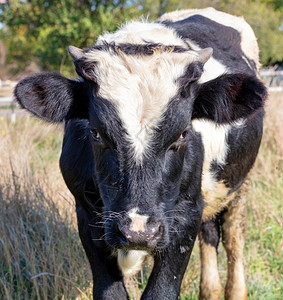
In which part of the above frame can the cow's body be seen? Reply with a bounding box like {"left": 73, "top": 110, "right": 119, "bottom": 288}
{"left": 15, "top": 8, "right": 267, "bottom": 300}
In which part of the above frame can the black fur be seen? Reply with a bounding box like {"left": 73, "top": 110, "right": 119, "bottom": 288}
{"left": 179, "top": 62, "right": 204, "bottom": 98}
{"left": 14, "top": 10, "right": 267, "bottom": 300}
{"left": 192, "top": 74, "right": 267, "bottom": 123}
{"left": 84, "top": 42, "right": 188, "bottom": 56}
{"left": 14, "top": 72, "right": 89, "bottom": 122}
{"left": 58, "top": 96, "right": 204, "bottom": 299}
{"left": 200, "top": 219, "right": 221, "bottom": 248}
{"left": 161, "top": 15, "right": 257, "bottom": 74}
{"left": 84, "top": 94, "right": 204, "bottom": 250}
{"left": 211, "top": 109, "right": 264, "bottom": 192}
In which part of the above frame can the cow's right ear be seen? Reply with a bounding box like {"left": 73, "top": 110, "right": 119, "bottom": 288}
{"left": 192, "top": 73, "right": 267, "bottom": 123}
{"left": 14, "top": 72, "right": 87, "bottom": 123}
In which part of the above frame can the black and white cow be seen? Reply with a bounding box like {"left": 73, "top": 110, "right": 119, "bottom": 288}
{"left": 15, "top": 7, "right": 267, "bottom": 300}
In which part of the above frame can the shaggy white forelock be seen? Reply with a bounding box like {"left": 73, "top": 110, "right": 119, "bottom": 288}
{"left": 96, "top": 21, "right": 188, "bottom": 48}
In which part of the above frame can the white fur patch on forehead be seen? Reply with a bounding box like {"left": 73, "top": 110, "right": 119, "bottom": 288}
{"left": 85, "top": 42, "right": 199, "bottom": 162}
{"left": 96, "top": 21, "right": 188, "bottom": 48}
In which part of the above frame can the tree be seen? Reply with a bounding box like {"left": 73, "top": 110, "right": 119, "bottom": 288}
{"left": 0, "top": 0, "right": 139, "bottom": 76}
{"left": 219, "top": 0, "right": 283, "bottom": 65}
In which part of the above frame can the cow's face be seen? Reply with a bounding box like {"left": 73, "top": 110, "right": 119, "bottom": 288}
{"left": 69, "top": 44, "right": 212, "bottom": 250}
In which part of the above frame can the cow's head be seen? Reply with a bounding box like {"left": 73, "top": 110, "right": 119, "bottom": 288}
{"left": 15, "top": 42, "right": 266, "bottom": 251}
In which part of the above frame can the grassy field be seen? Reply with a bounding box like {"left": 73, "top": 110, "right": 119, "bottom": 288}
{"left": 0, "top": 93, "right": 282, "bottom": 299}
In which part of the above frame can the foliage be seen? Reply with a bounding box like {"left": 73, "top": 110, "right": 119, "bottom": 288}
{"left": 241, "top": 2, "right": 283, "bottom": 65}
{"left": 0, "top": 1, "right": 139, "bottom": 76}
{"left": 218, "top": 0, "right": 283, "bottom": 65}
{"left": 0, "top": 0, "right": 282, "bottom": 74}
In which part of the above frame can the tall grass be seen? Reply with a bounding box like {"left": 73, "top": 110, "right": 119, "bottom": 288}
{"left": 0, "top": 93, "right": 282, "bottom": 299}
{"left": 244, "top": 94, "right": 283, "bottom": 299}
{"left": 0, "top": 118, "right": 92, "bottom": 299}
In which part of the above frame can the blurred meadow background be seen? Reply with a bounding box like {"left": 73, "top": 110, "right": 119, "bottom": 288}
{"left": 0, "top": 0, "right": 282, "bottom": 299}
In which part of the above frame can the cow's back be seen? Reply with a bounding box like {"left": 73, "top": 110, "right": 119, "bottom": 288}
{"left": 159, "top": 7, "right": 260, "bottom": 76}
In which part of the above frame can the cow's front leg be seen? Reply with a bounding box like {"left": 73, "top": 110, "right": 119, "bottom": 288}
{"left": 199, "top": 219, "right": 222, "bottom": 300}
{"left": 77, "top": 206, "right": 129, "bottom": 300}
{"left": 88, "top": 248, "right": 129, "bottom": 300}
{"left": 221, "top": 193, "right": 248, "bottom": 300}
{"left": 141, "top": 242, "right": 195, "bottom": 300}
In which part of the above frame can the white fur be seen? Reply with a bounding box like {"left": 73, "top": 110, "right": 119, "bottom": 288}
{"left": 180, "top": 245, "right": 190, "bottom": 253}
{"left": 192, "top": 119, "right": 245, "bottom": 195}
{"left": 193, "top": 119, "right": 231, "bottom": 194}
{"left": 117, "top": 209, "right": 149, "bottom": 276}
{"left": 86, "top": 25, "right": 205, "bottom": 163}
{"left": 192, "top": 119, "right": 231, "bottom": 166}
{"left": 117, "top": 249, "right": 148, "bottom": 277}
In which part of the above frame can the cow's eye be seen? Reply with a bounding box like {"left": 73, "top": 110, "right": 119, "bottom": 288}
{"left": 169, "top": 129, "right": 189, "bottom": 151}
{"left": 179, "top": 130, "right": 189, "bottom": 141}
{"left": 90, "top": 128, "right": 101, "bottom": 142}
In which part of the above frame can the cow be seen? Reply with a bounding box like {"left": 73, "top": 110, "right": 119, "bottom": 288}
{"left": 14, "top": 7, "right": 267, "bottom": 300}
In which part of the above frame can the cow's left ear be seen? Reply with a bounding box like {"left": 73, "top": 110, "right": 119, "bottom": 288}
{"left": 14, "top": 72, "right": 88, "bottom": 123}
{"left": 192, "top": 74, "right": 267, "bottom": 123}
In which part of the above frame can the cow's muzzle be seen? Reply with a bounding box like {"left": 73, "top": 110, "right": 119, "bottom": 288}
{"left": 117, "top": 219, "right": 163, "bottom": 248}
{"left": 112, "top": 209, "right": 164, "bottom": 248}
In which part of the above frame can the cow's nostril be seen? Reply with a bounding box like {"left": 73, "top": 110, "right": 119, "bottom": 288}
{"left": 115, "top": 222, "right": 128, "bottom": 244}
{"left": 123, "top": 218, "right": 131, "bottom": 226}
{"left": 147, "top": 221, "right": 162, "bottom": 235}
{"left": 146, "top": 221, "right": 163, "bottom": 247}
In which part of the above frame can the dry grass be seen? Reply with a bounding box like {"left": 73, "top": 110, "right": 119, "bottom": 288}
{"left": 0, "top": 93, "right": 282, "bottom": 299}
{"left": 244, "top": 93, "right": 283, "bottom": 299}
{"left": 0, "top": 117, "right": 92, "bottom": 299}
